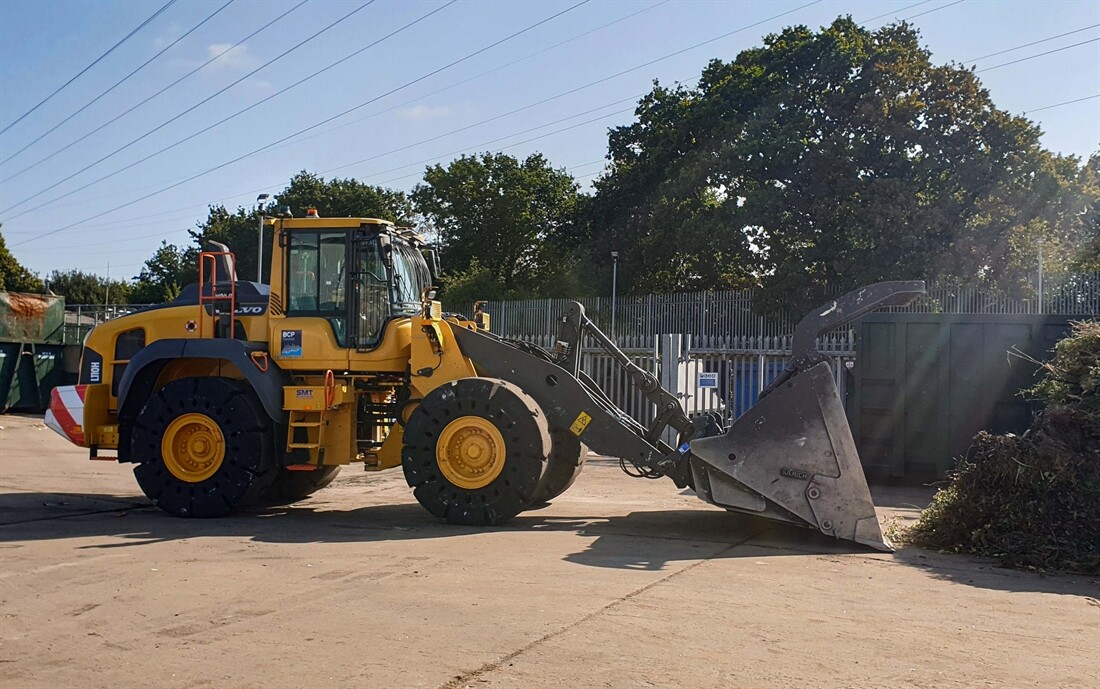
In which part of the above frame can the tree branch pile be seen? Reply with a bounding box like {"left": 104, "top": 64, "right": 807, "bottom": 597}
{"left": 904, "top": 321, "right": 1100, "bottom": 572}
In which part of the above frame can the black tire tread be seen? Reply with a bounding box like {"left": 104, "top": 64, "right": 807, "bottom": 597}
{"left": 130, "top": 377, "right": 276, "bottom": 518}
{"left": 401, "top": 378, "right": 549, "bottom": 526}
{"left": 529, "top": 428, "right": 588, "bottom": 505}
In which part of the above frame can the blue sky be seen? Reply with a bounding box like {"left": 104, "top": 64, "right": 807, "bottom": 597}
{"left": 0, "top": 0, "right": 1097, "bottom": 279}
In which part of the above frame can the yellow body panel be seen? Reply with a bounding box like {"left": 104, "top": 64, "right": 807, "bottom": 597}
{"left": 346, "top": 319, "right": 414, "bottom": 372}
{"left": 409, "top": 314, "right": 478, "bottom": 398}
{"left": 82, "top": 384, "right": 115, "bottom": 448}
{"left": 363, "top": 423, "right": 404, "bottom": 471}
{"left": 269, "top": 316, "right": 348, "bottom": 370}
{"left": 81, "top": 302, "right": 269, "bottom": 413}
{"left": 282, "top": 383, "right": 353, "bottom": 411}
{"left": 69, "top": 216, "right": 470, "bottom": 471}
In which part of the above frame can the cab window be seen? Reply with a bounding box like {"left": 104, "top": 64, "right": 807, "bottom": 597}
{"left": 286, "top": 231, "right": 347, "bottom": 345}
{"left": 353, "top": 239, "right": 389, "bottom": 350}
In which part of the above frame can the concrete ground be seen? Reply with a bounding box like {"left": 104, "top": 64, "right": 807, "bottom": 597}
{"left": 0, "top": 413, "right": 1097, "bottom": 689}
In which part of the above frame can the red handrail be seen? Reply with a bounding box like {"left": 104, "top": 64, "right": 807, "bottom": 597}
{"left": 197, "top": 251, "right": 237, "bottom": 338}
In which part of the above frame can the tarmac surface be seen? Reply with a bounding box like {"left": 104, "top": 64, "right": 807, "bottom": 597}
{"left": 1, "top": 413, "right": 1097, "bottom": 688}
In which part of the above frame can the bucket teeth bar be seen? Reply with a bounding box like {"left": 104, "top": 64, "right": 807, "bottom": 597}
{"left": 687, "top": 281, "right": 925, "bottom": 551}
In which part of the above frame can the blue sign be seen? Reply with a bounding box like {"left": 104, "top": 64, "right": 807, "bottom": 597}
{"left": 281, "top": 330, "right": 302, "bottom": 358}
{"left": 698, "top": 371, "right": 719, "bottom": 389}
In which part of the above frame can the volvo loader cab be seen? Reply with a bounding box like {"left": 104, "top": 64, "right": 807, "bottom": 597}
{"left": 48, "top": 209, "right": 925, "bottom": 550}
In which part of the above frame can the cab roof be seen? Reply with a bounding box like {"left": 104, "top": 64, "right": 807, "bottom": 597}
{"left": 278, "top": 216, "right": 393, "bottom": 229}
{"left": 276, "top": 216, "right": 427, "bottom": 246}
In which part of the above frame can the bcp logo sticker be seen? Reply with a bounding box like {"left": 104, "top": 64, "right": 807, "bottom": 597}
{"left": 281, "top": 330, "right": 302, "bottom": 358}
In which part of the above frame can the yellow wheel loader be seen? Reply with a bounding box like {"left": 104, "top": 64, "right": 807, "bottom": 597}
{"left": 46, "top": 212, "right": 924, "bottom": 549}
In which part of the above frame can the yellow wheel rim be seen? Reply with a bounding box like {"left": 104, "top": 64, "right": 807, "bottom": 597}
{"left": 161, "top": 413, "right": 225, "bottom": 483}
{"left": 436, "top": 416, "right": 506, "bottom": 490}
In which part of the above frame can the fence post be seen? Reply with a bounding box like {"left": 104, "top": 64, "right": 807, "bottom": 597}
{"left": 659, "top": 333, "right": 682, "bottom": 446}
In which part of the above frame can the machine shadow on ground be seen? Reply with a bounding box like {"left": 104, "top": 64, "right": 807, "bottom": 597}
{"left": 2, "top": 490, "right": 1096, "bottom": 597}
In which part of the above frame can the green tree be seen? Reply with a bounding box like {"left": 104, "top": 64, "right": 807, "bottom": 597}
{"left": 584, "top": 18, "right": 1099, "bottom": 312}
{"left": 412, "top": 152, "right": 581, "bottom": 302}
{"left": 182, "top": 172, "right": 415, "bottom": 284}
{"left": 276, "top": 170, "right": 414, "bottom": 223}
{"left": 45, "top": 269, "right": 130, "bottom": 304}
{"left": 130, "top": 242, "right": 198, "bottom": 303}
{"left": 1070, "top": 157, "right": 1100, "bottom": 272}
{"left": 188, "top": 205, "right": 262, "bottom": 281}
{"left": 0, "top": 231, "right": 42, "bottom": 293}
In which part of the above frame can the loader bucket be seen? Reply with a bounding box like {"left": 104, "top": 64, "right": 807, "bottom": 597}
{"left": 689, "top": 361, "right": 888, "bottom": 550}
{"left": 686, "top": 281, "right": 926, "bottom": 551}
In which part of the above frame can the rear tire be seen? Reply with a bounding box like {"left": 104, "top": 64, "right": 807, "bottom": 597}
{"left": 130, "top": 377, "right": 275, "bottom": 518}
{"left": 256, "top": 465, "right": 341, "bottom": 506}
{"left": 402, "top": 378, "right": 549, "bottom": 525}
{"left": 529, "top": 428, "right": 588, "bottom": 505}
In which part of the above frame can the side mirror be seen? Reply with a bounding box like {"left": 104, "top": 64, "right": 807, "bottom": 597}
{"left": 378, "top": 235, "right": 393, "bottom": 268}
{"left": 424, "top": 247, "right": 440, "bottom": 280}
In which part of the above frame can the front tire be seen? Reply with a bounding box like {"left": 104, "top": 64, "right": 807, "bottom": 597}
{"left": 529, "top": 428, "right": 588, "bottom": 505}
{"left": 402, "top": 378, "right": 549, "bottom": 525}
{"left": 130, "top": 377, "right": 275, "bottom": 518}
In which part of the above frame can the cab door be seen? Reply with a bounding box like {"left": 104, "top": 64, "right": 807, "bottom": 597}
{"left": 270, "top": 230, "right": 351, "bottom": 371}
{"left": 346, "top": 230, "right": 412, "bottom": 372}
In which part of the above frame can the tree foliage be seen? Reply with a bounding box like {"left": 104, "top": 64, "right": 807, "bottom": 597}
{"left": 123, "top": 172, "right": 414, "bottom": 302}
{"left": 413, "top": 153, "right": 582, "bottom": 305}
{"left": 276, "top": 170, "right": 414, "bottom": 223}
{"left": 582, "top": 18, "right": 1099, "bottom": 312}
{"left": 46, "top": 269, "right": 130, "bottom": 304}
{"left": 130, "top": 242, "right": 197, "bottom": 304}
{"left": 0, "top": 231, "right": 42, "bottom": 293}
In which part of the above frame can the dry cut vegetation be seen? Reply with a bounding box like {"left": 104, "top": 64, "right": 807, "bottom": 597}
{"left": 904, "top": 321, "right": 1100, "bottom": 572}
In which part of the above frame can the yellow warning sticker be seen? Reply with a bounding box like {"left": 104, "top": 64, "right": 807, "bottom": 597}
{"left": 569, "top": 411, "right": 592, "bottom": 437}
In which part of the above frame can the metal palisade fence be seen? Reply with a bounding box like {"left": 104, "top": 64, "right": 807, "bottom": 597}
{"left": 447, "top": 272, "right": 1100, "bottom": 346}
{"left": 64, "top": 272, "right": 1098, "bottom": 427}
{"left": 444, "top": 272, "right": 1098, "bottom": 427}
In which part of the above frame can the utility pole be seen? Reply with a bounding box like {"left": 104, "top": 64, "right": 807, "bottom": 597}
{"left": 611, "top": 251, "right": 619, "bottom": 340}
{"left": 256, "top": 193, "right": 271, "bottom": 282}
{"left": 1037, "top": 243, "right": 1044, "bottom": 314}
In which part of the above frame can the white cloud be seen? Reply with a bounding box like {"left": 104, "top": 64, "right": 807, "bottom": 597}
{"left": 398, "top": 104, "right": 451, "bottom": 120}
{"left": 203, "top": 43, "right": 261, "bottom": 71}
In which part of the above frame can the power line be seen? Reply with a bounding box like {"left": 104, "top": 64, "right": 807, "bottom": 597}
{"left": 1024, "top": 94, "right": 1100, "bottom": 114}
{"left": 965, "top": 24, "right": 1099, "bottom": 63}
{"left": 901, "top": 0, "right": 967, "bottom": 22}
{"left": 262, "top": 0, "right": 671, "bottom": 156}
{"left": 12, "top": 0, "right": 821, "bottom": 247}
{"left": 13, "top": 98, "right": 643, "bottom": 243}
{"left": 25, "top": 80, "right": 1097, "bottom": 251}
{"left": 2, "top": 0, "right": 659, "bottom": 222}
{"left": 250, "top": 0, "right": 819, "bottom": 189}
{"left": 857, "top": 0, "right": 935, "bottom": 24}
{"left": 353, "top": 103, "right": 640, "bottom": 184}
{"left": 11, "top": 0, "right": 609, "bottom": 246}
{"left": 0, "top": 1, "right": 235, "bottom": 168}
{"left": 319, "top": 93, "right": 643, "bottom": 179}
{"left": 372, "top": 108, "right": 634, "bottom": 187}
{"left": 977, "top": 37, "right": 1099, "bottom": 72}
{"left": 1, "top": 0, "right": 376, "bottom": 216}
{"left": 3, "top": 0, "right": 458, "bottom": 222}
{"left": 0, "top": 0, "right": 178, "bottom": 136}
{"left": 0, "top": 0, "right": 309, "bottom": 185}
